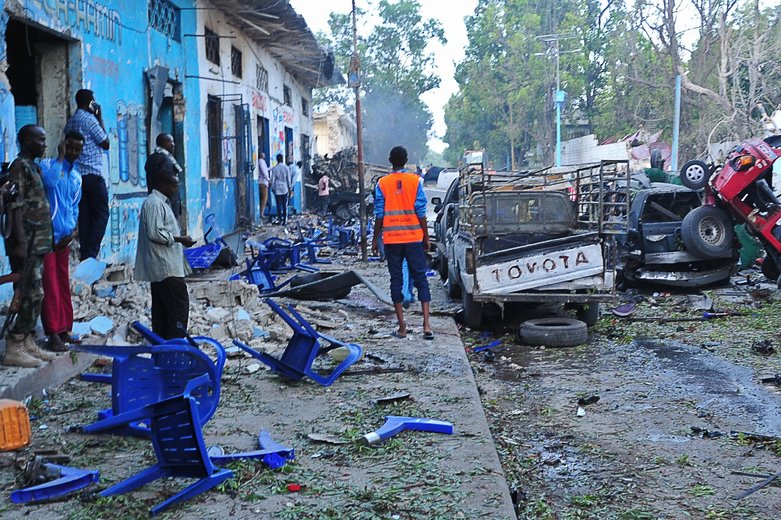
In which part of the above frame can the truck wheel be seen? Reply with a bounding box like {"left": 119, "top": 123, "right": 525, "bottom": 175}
{"left": 462, "top": 291, "right": 483, "bottom": 329}
{"left": 446, "top": 268, "right": 461, "bottom": 299}
{"left": 680, "top": 160, "right": 711, "bottom": 190}
{"left": 681, "top": 206, "right": 734, "bottom": 258}
{"left": 518, "top": 318, "right": 588, "bottom": 347}
{"left": 576, "top": 303, "right": 600, "bottom": 327}
{"left": 438, "top": 253, "right": 448, "bottom": 280}
{"left": 761, "top": 255, "right": 780, "bottom": 282}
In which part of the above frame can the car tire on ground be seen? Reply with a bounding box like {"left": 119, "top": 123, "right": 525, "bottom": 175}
{"left": 446, "top": 268, "right": 461, "bottom": 299}
{"left": 518, "top": 318, "right": 588, "bottom": 347}
{"left": 681, "top": 206, "right": 734, "bottom": 259}
{"left": 576, "top": 303, "right": 600, "bottom": 327}
{"left": 680, "top": 160, "right": 711, "bottom": 190}
{"left": 462, "top": 291, "right": 483, "bottom": 329}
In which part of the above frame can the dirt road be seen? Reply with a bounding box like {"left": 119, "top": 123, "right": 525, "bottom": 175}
{"left": 464, "top": 282, "right": 781, "bottom": 519}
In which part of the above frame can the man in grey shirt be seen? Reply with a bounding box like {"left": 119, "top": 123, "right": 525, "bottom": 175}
{"left": 135, "top": 172, "right": 195, "bottom": 339}
{"left": 269, "top": 153, "right": 292, "bottom": 225}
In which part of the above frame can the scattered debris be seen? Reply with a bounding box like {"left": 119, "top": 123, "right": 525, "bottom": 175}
{"left": 576, "top": 407, "right": 586, "bottom": 417}
{"left": 577, "top": 395, "right": 600, "bottom": 406}
{"left": 752, "top": 340, "right": 776, "bottom": 355}
{"left": 72, "top": 258, "right": 107, "bottom": 286}
{"left": 245, "top": 363, "right": 261, "bottom": 375}
{"left": 374, "top": 392, "right": 411, "bottom": 406}
{"left": 760, "top": 374, "right": 781, "bottom": 386}
{"left": 733, "top": 469, "right": 781, "bottom": 500}
{"left": 307, "top": 433, "right": 349, "bottom": 445}
{"left": 691, "top": 426, "right": 724, "bottom": 439}
{"left": 473, "top": 339, "right": 503, "bottom": 353}
{"left": 611, "top": 303, "right": 637, "bottom": 317}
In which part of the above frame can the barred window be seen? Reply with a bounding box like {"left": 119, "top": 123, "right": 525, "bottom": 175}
{"left": 256, "top": 63, "right": 268, "bottom": 91}
{"left": 205, "top": 27, "right": 220, "bottom": 65}
{"left": 301, "top": 98, "right": 309, "bottom": 116}
{"left": 231, "top": 46, "right": 242, "bottom": 78}
{"left": 283, "top": 85, "right": 292, "bottom": 107}
{"left": 148, "top": 0, "right": 180, "bottom": 41}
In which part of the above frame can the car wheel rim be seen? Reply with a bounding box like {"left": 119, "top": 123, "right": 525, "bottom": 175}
{"left": 686, "top": 164, "right": 705, "bottom": 183}
{"left": 699, "top": 217, "right": 724, "bottom": 245}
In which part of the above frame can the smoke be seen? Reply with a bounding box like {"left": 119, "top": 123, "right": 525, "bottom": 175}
{"left": 362, "top": 86, "right": 432, "bottom": 166}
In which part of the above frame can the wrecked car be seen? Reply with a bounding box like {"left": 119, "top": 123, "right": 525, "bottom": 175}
{"left": 618, "top": 183, "right": 739, "bottom": 287}
{"left": 439, "top": 160, "right": 630, "bottom": 329}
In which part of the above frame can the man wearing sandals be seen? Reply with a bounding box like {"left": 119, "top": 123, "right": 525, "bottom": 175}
{"left": 371, "top": 146, "right": 434, "bottom": 340}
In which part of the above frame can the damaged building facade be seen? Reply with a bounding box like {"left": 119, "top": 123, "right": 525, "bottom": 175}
{"left": 0, "top": 0, "right": 339, "bottom": 282}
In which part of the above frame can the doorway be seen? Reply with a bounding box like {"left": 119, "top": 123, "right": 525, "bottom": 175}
{"left": 257, "top": 116, "right": 270, "bottom": 219}
{"left": 5, "top": 20, "right": 76, "bottom": 146}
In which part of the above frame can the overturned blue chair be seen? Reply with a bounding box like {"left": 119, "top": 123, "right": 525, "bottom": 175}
{"left": 72, "top": 331, "right": 226, "bottom": 437}
{"left": 99, "top": 374, "right": 232, "bottom": 516}
{"left": 234, "top": 298, "right": 362, "bottom": 387}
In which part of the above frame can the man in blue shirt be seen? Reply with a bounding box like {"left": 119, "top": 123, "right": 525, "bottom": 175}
{"left": 40, "top": 131, "right": 84, "bottom": 352}
{"left": 64, "top": 89, "right": 110, "bottom": 261}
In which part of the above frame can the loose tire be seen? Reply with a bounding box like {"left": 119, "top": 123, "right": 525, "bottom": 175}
{"left": 576, "top": 303, "right": 600, "bottom": 327}
{"left": 518, "top": 318, "right": 588, "bottom": 347}
{"left": 462, "top": 291, "right": 483, "bottom": 329}
{"left": 446, "top": 267, "right": 461, "bottom": 299}
{"left": 680, "top": 160, "right": 711, "bottom": 190}
{"left": 681, "top": 206, "right": 734, "bottom": 259}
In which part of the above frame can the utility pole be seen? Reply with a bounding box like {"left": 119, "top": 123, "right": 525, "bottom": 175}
{"left": 536, "top": 33, "right": 577, "bottom": 168}
{"left": 671, "top": 75, "right": 682, "bottom": 173}
{"left": 351, "top": 0, "right": 368, "bottom": 261}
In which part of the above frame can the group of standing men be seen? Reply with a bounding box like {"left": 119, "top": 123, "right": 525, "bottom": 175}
{"left": 257, "top": 152, "right": 304, "bottom": 225}
{"left": 1, "top": 88, "right": 107, "bottom": 367}
{"left": 2, "top": 89, "right": 192, "bottom": 367}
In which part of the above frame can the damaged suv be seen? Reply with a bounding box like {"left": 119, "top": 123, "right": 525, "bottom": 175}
{"left": 618, "top": 183, "right": 738, "bottom": 287}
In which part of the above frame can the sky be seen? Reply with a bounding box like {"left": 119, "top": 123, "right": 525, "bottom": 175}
{"left": 288, "top": 0, "right": 477, "bottom": 154}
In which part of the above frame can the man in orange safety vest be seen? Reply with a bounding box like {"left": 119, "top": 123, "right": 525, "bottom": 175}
{"left": 371, "top": 146, "right": 433, "bottom": 340}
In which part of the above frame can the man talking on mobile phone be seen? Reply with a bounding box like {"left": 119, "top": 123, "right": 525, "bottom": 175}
{"left": 64, "top": 89, "right": 110, "bottom": 261}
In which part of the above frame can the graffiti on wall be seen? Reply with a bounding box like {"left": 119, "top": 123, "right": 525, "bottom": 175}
{"left": 252, "top": 91, "right": 267, "bottom": 112}
{"left": 107, "top": 101, "right": 148, "bottom": 257}
{"left": 113, "top": 101, "right": 147, "bottom": 189}
{"left": 109, "top": 198, "right": 141, "bottom": 257}
{"left": 27, "top": 0, "right": 122, "bottom": 44}
{"left": 271, "top": 107, "right": 295, "bottom": 159}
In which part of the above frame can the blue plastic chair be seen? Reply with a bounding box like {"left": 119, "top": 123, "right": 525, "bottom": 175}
{"left": 72, "top": 336, "right": 226, "bottom": 437}
{"left": 234, "top": 298, "right": 363, "bottom": 387}
{"left": 99, "top": 374, "right": 233, "bottom": 516}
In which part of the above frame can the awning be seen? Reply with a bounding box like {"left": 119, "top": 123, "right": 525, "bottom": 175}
{"left": 217, "top": 0, "right": 345, "bottom": 88}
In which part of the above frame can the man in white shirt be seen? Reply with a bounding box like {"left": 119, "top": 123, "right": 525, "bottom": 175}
{"left": 135, "top": 172, "right": 195, "bottom": 339}
{"left": 258, "top": 152, "right": 270, "bottom": 221}
{"left": 270, "top": 154, "right": 292, "bottom": 225}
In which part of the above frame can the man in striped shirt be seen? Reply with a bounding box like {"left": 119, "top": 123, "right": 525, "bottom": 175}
{"left": 64, "top": 89, "right": 110, "bottom": 261}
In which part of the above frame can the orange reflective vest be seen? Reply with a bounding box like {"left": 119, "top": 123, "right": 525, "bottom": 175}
{"left": 378, "top": 171, "right": 424, "bottom": 244}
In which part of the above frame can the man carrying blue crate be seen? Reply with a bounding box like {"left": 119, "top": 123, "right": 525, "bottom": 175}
{"left": 135, "top": 172, "right": 195, "bottom": 339}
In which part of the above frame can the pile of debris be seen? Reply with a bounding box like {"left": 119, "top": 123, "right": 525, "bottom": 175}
{"left": 306, "top": 147, "right": 385, "bottom": 220}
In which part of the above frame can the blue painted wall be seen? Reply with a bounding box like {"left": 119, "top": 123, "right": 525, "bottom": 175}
{"left": 0, "top": 0, "right": 203, "bottom": 276}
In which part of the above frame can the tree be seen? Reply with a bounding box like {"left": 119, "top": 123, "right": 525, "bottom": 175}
{"left": 317, "top": 1, "right": 446, "bottom": 164}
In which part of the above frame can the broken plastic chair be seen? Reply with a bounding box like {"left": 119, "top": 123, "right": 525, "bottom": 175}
{"left": 98, "top": 374, "right": 232, "bottom": 516}
{"left": 184, "top": 214, "right": 233, "bottom": 270}
{"left": 361, "top": 416, "right": 454, "bottom": 445}
{"left": 72, "top": 336, "right": 225, "bottom": 437}
{"left": 208, "top": 430, "right": 295, "bottom": 470}
{"left": 233, "top": 298, "right": 363, "bottom": 387}
{"left": 231, "top": 256, "right": 295, "bottom": 293}
{"left": 11, "top": 463, "right": 100, "bottom": 504}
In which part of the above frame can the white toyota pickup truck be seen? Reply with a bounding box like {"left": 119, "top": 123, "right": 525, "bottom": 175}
{"left": 441, "top": 163, "right": 628, "bottom": 329}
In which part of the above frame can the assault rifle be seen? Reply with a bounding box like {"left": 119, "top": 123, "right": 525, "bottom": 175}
{"left": 1, "top": 227, "right": 37, "bottom": 339}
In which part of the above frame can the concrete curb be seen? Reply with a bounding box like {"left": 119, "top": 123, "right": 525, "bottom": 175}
{"left": 0, "top": 350, "right": 96, "bottom": 401}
